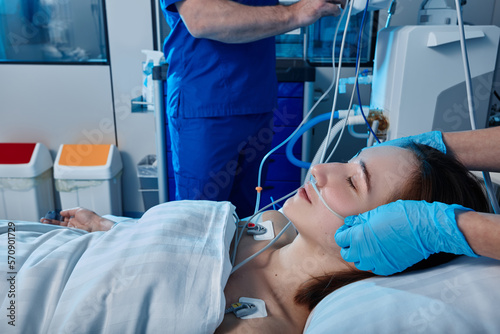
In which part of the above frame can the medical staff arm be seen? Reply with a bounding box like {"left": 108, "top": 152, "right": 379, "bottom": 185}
{"left": 443, "top": 126, "right": 500, "bottom": 172}
{"left": 377, "top": 127, "right": 500, "bottom": 172}
{"left": 334, "top": 200, "right": 481, "bottom": 276}
{"left": 175, "top": 0, "right": 345, "bottom": 43}
{"left": 456, "top": 210, "right": 500, "bottom": 261}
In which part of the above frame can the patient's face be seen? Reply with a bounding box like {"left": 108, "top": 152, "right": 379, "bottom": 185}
{"left": 283, "top": 146, "right": 418, "bottom": 243}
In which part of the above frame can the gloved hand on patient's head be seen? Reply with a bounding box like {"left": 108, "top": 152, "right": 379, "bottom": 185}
{"left": 334, "top": 200, "right": 478, "bottom": 276}
{"left": 375, "top": 131, "right": 446, "bottom": 154}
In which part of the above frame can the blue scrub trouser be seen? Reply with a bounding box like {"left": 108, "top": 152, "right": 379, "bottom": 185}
{"left": 167, "top": 112, "right": 274, "bottom": 218}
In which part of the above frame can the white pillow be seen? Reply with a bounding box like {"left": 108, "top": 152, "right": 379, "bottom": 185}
{"left": 305, "top": 256, "right": 500, "bottom": 333}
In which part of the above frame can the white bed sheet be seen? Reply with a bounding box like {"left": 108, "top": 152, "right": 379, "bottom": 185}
{"left": 0, "top": 200, "right": 236, "bottom": 334}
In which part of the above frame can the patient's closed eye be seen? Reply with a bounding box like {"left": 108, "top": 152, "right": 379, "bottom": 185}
{"left": 346, "top": 177, "right": 355, "bottom": 189}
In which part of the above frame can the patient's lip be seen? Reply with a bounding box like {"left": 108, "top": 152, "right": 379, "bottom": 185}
{"left": 299, "top": 185, "right": 311, "bottom": 203}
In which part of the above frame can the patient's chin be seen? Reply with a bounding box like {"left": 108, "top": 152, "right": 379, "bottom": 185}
{"left": 282, "top": 197, "right": 293, "bottom": 212}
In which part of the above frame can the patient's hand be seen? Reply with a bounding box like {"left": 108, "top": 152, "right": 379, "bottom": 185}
{"left": 40, "top": 208, "right": 115, "bottom": 232}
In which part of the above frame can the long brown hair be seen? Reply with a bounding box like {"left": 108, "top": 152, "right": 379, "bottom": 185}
{"left": 295, "top": 143, "right": 490, "bottom": 310}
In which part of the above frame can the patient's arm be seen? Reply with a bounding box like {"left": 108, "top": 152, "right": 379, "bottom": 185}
{"left": 41, "top": 208, "right": 115, "bottom": 232}
{"left": 457, "top": 210, "right": 500, "bottom": 261}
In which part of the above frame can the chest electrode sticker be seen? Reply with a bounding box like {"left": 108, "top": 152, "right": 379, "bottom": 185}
{"left": 239, "top": 297, "right": 268, "bottom": 319}
{"left": 253, "top": 220, "right": 275, "bottom": 241}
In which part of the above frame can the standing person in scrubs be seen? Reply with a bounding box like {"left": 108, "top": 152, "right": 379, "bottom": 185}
{"left": 160, "top": 0, "right": 345, "bottom": 217}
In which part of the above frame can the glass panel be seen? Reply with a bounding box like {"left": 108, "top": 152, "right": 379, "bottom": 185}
{"left": 306, "top": 11, "right": 376, "bottom": 65}
{"left": 276, "top": 28, "right": 304, "bottom": 59}
{"left": 0, "top": 0, "right": 108, "bottom": 63}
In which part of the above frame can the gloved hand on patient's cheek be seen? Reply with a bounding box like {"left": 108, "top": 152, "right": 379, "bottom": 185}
{"left": 334, "top": 200, "right": 478, "bottom": 276}
{"left": 375, "top": 131, "right": 446, "bottom": 153}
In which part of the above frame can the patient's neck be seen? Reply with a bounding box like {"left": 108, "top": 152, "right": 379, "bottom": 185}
{"left": 276, "top": 234, "right": 349, "bottom": 276}
{"left": 261, "top": 234, "right": 352, "bottom": 301}
{"left": 241, "top": 235, "right": 350, "bottom": 326}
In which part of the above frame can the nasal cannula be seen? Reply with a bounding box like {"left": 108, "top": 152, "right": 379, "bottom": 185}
{"left": 309, "top": 174, "right": 345, "bottom": 220}
{"left": 231, "top": 175, "right": 344, "bottom": 274}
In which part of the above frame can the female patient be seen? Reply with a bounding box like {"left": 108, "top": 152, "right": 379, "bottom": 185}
{"left": 42, "top": 143, "right": 489, "bottom": 333}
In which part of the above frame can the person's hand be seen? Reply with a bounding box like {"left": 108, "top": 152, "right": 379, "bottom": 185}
{"left": 334, "top": 200, "right": 478, "bottom": 276}
{"left": 376, "top": 131, "right": 446, "bottom": 153}
{"left": 40, "top": 208, "right": 115, "bottom": 232}
{"left": 292, "top": 0, "right": 346, "bottom": 27}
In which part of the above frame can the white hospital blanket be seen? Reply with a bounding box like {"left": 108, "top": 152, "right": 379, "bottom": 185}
{"left": 0, "top": 200, "right": 236, "bottom": 334}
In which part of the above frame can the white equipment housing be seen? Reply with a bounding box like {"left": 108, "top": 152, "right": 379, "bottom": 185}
{"left": 348, "top": 0, "right": 393, "bottom": 15}
{"left": 370, "top": 25, "right": 500, "bottom": 140}
{"left": 419, "top": 0, "right": 458, "bottom": 25}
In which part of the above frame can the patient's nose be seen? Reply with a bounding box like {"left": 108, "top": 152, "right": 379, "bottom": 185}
{"left": 310, "top": 163, "right": 330, "bottom": 187}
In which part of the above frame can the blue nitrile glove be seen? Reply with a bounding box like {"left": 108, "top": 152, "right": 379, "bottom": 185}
{"left": 376, "top": 131, "right": 446, "bottom": 153}
{"left": 334, "top": 200, "right": 478, "bottom": 276}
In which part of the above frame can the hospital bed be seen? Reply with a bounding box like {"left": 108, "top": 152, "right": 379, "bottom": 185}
{"left": 2, "top": 201, "right": 499, "bottom": 333}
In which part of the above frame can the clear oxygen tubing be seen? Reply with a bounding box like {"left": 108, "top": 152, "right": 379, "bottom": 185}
{"left": 355, "top": 0, "right": 380, "bottom": 144}
{"left": 288, "top": 34, "right": 368, "bottom": 174}
{"left": 318, "top": 0, "right": 356, "bottom": 165}
{"left": 326, "top": 0, "right": 383, "bottom": 161}
{"left": 305, "top": 116, "right": 366, "bottom": 181}
{"left": 318, "top": 0, "right": 376, "bottom": 168}
{"left": 454, "top": 0, "right": 500, "bottom": 214}
{"left": 310, "top": 174, "right": 345, "bottom": 219}
{"left": 239, "top": 1, "right": 355, "bottom": 273}
{"left": 233, "top": 0, "right": 376, "bottom": 274}
{"left": 322, "top": 0, "right": 398, "bottom": 167}
{"left": 323, "top": 53, "right": 367, "bottom": 166}
{"left": 232, "top": 119, "right": 359, "bottom": 273}
{"left": 305, "top": 47, "right": 366, "bottom": 180}
{"left": 253, "top": 1, "right": 353, "bottom": 214}
{"left": 304, "top": 0, "right": 388, "bottom": 179}
{"left": 231, "top": 174, "right": 347, "bottom": 273}
{"left": 238, "top": 85, "right": 360, "bottom": 271}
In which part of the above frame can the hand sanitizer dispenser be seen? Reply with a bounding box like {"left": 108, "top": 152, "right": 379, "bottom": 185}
{"left": 142, "top": 50, "right": 165, "bottom": 111}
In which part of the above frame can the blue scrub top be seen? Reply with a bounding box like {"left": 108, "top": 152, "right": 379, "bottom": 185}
{"left": 160, "top": 0, "right": 278, "bottom": 118}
